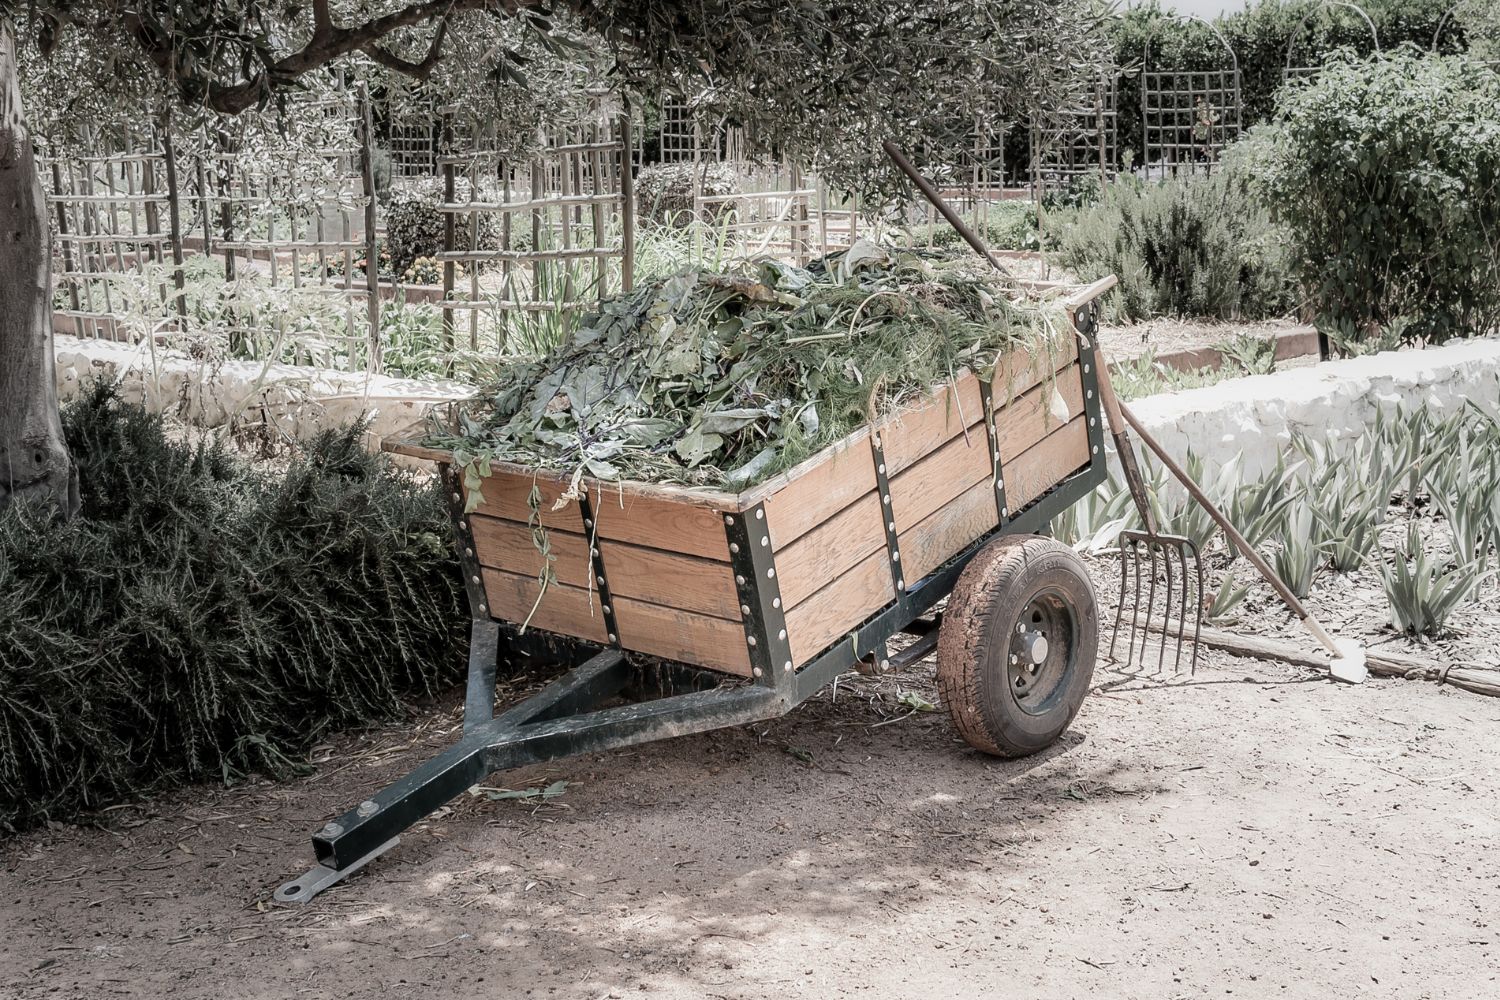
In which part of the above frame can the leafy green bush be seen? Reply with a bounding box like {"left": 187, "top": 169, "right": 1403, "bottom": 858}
{"left": 0, "top": 384, "right": 467, "bottom": 831}
{"left": 912, "top": 201, "right": 1041, "bottom": 252}
{"left": 1245, "top": 51, "right": 1500, "bottom": 345}
{"left": 1054, "top": 167, "right": 1297, "bottom": 321}
{"left": 634, "top": 162, "right": 742, "bottom": 226}
{"left": 1109, "top": 0, "right": 1464, "bottom": 167}
{"left": 385, "top": 180, "right": 500, "bottom": 276}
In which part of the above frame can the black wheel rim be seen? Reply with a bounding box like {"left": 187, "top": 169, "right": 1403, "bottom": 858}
{"left": 1007, "top": 588, "right": 1077, "bottom": 716}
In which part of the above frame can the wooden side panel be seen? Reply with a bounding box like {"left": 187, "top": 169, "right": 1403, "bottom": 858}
{"left": 994, "top": 334, "right": 1079, "bottom": 400}
{"left": 887, "top": 425, "right": 993, "bottom": 531}
{"left": 773, "top": 491, "right": 886, "bottom": 610}
{"left": 996, "top": 364, "right": 1085, "bottom": 464}
{"left": 480, "top": 568, "right": 609, "bottom": 644}
{"left": 877, "top": 373, "right": 984, "bottom": 477}
{"left": 896, "top": 412, "right": 1091, "bottom": 584}
{"left": 1005, "top": 415, "right": 1091, "bottom": 510}
{"left": 899, "top": 477, "right": 997, "bottom": 584}
{"left": 784, "top": 548, "right": 895, "bottom": 666}
{"left": 471, "top": 514, "right": 740, "bottom": 620}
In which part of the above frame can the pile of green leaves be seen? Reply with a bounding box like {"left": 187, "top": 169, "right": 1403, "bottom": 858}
{"left": 433, "top": 242, "right": 1066, "bottom": 495}
{"left": 0, "top": 383, "right": 467, "bottom": 831}
{"left": 1242, "top": 50, "right": 1500, "bottom": 346}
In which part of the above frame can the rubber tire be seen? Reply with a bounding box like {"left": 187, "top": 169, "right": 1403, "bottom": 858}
{"left": 936, "top": 534, "right": 1097, "bottom": 757}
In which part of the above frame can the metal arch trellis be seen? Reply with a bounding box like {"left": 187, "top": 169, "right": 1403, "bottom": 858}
{"left": 1141, "top": 14, "right": 1242, "bottom": 177}
{"left": 1283, "top": 2, "right": 1380, "bottom": 82}
{"left": 1032, "top": 58, "right": 1120, "bottom": 194}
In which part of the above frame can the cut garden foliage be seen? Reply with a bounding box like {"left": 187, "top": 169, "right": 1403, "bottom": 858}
{"left": 429, "top": 241, "right": 1072, "bottom": 499}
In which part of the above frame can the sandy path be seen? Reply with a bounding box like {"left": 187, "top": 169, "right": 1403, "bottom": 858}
{"left": 3, "top": 643, "right": 1497, "bottom": 1000}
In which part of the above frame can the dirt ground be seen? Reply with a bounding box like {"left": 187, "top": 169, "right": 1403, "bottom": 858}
{"left": 3, "top": 624, "right": 1497, "bottom": 1000}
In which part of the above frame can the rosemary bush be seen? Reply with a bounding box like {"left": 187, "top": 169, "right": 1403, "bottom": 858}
{"left": 1054, "top": 166, "right": 1297, "bottom": 322}
{"left": 0, "top": 383, "right": 467, "bottom": 831}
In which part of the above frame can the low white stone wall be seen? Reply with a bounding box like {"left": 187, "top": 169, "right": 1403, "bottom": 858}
{"left": 53, "top": 335, "right": 472, "bottom": 453}
{"left": 52, "top": 333, "right": 1500, "bottom": 479}
{"left": 1126, "top": 337, "right": 1500, "bottom": 480}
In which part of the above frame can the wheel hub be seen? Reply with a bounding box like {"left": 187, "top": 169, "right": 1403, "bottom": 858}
{"left": 1006, "top": 592, "right": 1074, "bottom": 713}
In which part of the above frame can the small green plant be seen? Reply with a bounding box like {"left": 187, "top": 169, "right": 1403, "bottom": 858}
{"left": 1272, "top": 497, "right": 1321, "bottom": 600}
{"left": 1313, "top": 469, "right": 1381, "bottom": 573}
{"left": 1371, "top": 522, "right": 1492, "bottom": 636}
{"left": 1214, "top": 333, "right": 1277, "bottom": 376}
{"left": 1205, "top": 572, "right": 1251, "bottom": 624}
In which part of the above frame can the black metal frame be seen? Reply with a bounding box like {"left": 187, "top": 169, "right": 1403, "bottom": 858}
{"left": 275, "top": 304, "right": 1109, "bottom": 903}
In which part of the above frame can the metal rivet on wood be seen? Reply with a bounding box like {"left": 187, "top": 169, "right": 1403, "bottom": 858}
{"left": 576, "top": 491, "right": 621, "bottom": 648}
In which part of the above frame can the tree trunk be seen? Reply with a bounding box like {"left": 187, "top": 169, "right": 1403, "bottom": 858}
{"left": 0, "top": 23, "right": 77, "bottom": 517}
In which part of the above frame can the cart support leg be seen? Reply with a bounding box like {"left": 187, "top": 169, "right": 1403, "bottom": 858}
{"left": 463, "top": 619, "right": 501, "bottom": 733}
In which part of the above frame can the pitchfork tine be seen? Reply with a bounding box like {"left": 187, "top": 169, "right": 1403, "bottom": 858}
{"left": 1173, "top": 542, "right": 1190, "bottom": 673}
{"left": 1140, "top": 541, "right": 1159, "bottom": 669}
{"left": 1189, "top": 540, "right": 1204, "bottom": 674}
{"left": 1159, "top": 543, "right": 1174, "bottom": 673}
{"left": 1110, "top": 539, "right": 1128, "bottom": 663}
{"left": 1126, "top": 541, "right": 1144, "bottom": 671}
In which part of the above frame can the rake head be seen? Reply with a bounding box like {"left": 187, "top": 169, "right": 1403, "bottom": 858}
{"left": 1109, "top": 529, "right": 1204, "bottom": 674}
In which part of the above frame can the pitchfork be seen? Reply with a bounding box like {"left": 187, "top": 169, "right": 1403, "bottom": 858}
{"left": 883, "top": 140, "right": 1368, "bottom": 683}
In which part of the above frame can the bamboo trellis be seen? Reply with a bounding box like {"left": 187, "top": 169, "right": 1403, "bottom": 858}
{"left": 435, "top": 111, "right": 636, "bottom": 358}
{"left": 44, "top": 126, "right": 180, "bottom": 341}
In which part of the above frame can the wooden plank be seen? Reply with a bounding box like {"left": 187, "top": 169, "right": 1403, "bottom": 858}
{"left": 772, "top": 491, "right": 886, "bottom": 610}
{"left": 472, "top": 515, "right": 739, "bottom": 620}
{"left": 471, "top": 515, "right": 590, "bottom": 587}
{"left": 757, "top": 434, "right": 877, "bottom": 549}
{"left": 784, "top": 547, "right": 895, "bottom": 667}
{"left": 589, "top": 489, "right": 733, "bottom": 561}
{"left": 600, "top": 541, "right": 741, "bottom": 620}
{"left": 480, "top": 568, "right": 609, "bottom": 644}
{"left": 468, "top": 470, "right": 586, "bottom": 531}
{"left": 613, "top": 598, "right": 753, "bottom": 676}
{"left": 1006, "top": 415, "right": 1091, "bottom": 510}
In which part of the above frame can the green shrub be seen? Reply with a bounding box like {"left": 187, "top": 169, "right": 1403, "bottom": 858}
{"left": 1109, "top": 1, "right": 1463, "bottom": 168}
{"left": 911, "top": 201, "right": 1042, "bottom": 252}
{"left": 0, "top": 383, "right": 467, "bottom": 831}
{"left": 1054, "top": 166, "right": 1297, "bottom": 321}
{"left": 1246, "top": 51, "right": 1500, "bottom": 345}
{"left": 385, "top": 180, "right": 500, "bottom": 275}
{"left": 634, "top": 162, "right": 742, "bottom": 226}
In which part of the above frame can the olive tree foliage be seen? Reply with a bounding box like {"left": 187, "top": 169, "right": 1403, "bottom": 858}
{"left": 0, "top": 0, "right": 1102, "bottom": 515}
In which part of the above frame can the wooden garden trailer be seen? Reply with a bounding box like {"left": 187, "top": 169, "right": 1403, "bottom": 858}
{"left": 276, "top": 276, "right": 1116, "bottom": 903}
